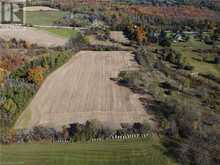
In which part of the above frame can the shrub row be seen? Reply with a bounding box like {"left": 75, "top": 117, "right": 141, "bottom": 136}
{"left": 0, "top": 120, "right": 152, "bottom": 144}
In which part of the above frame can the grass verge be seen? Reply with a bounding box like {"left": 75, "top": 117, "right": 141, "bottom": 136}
{"left": 0, "top": 138, "right": 176, "bottom": 165}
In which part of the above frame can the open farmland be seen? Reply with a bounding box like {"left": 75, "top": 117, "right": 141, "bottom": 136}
{"left": 24, "top": 6, "right": 59, "bottom": 12}
{"left": 25, "top": 10, "right": 67, "bottom": 26}
{"left": 1, "top": 1, "right": 219, "bottom": 164}
{"left": 0, "top": 25, "right": 67, "bottom": 47}
{"left": 22, "top": 5, "right": 66, "bottom": 26}
{"left": 15, "top": 51, "right": 152, "bottom": 129}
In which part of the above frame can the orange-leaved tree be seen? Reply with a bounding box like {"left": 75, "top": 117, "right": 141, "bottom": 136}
{"left": 135, "top": 26, "right": 146, "bottom": 43}
{"left": 0, "top": 68, "right": 7, "bottom": 84}
{"left": 27, "top": 66, "right": 46, "bottom": 87}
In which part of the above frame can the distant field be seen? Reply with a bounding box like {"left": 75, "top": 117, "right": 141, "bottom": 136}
{"left": 172, "top": 38, "right": 220, "bottom": 76}
{"left": 24, "top": 6, "right": 59, "bottom": 12}
{"left": 0, "top": 25, "right": 67, "bottom": 47}
{"left": 39, "top": 27, "right": 80, "bottom": 38}
{"left": 148, "top": 37, "right": 220, "bottom": 76}
{"left": 0, "top": 138, "right": 176, "bottom": 165}
{"left": 25, "top": 11, "right": 67, "bottom": 26}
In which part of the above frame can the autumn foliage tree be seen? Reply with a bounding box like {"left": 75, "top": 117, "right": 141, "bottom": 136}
{"left": 27, "top": 67, "right": 46, "bottom": 87}
{"left": 124, "top": 23, "right": 146, "bottom": 43}
{"left": 0, "top": 68, "right": 7, "bottom": 84}
{"left": 6, "top": 129, "right": 17, "bottom": 144}
{"left": 135, "top": 26, "right": 146, "bottom": 43}
{"left": 0, "top": 54, "right": 24, "bottom": 71}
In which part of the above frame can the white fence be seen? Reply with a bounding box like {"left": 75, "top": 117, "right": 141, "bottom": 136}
{"left": 53, "top": 133, "right": 152, "bottom": 144}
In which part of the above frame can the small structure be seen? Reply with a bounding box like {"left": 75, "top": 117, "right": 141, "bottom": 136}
{"left": 174, "top": 33, "right": 184, "bottom": 42}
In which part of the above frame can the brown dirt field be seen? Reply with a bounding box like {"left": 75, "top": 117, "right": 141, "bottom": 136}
{"left": 0, "top": 25, "right": 67, "bottom": 47}
{"left": 15, "top": 51, "right": 152, "bottom": 129}
{"left": 23, "top": 6, "right": 59, "bottom": 12}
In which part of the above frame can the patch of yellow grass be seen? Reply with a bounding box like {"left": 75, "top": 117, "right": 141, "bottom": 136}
{"left": 0, "top": 67, "right": 7, "bottom": 84}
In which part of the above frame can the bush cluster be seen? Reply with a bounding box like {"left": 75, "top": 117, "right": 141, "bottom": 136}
{"left": 0, "top": 120, "right": 152, "bottom": 144}
{"left": 158, "top": 48, "right": 194, "bottom": 70}
{"left": 0, "top": 80, "right": 36, "bottom": 131}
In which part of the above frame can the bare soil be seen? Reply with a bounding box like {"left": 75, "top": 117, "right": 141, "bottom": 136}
{"left": 23, "top": 6, "right": 59, "bottom": 12}
{"left": 15, "top": 51, "right": 153, "bottom": 129}
{"left": 0, "top": 25, "right": 67, "bottom": 47}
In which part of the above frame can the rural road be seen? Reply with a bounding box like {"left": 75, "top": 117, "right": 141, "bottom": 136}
{"left": 15, "top": 51, "right": 152, "bottom": 129}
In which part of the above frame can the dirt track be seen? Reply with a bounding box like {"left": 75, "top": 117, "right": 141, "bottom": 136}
{"left": 0, "top": 25, "right": 67, "bottom": 47}
{"left": 15, "top": 51, "right": 152, "bottom": 129}
{"left": 23, "top": 6, "right": 59, "bottom": 12}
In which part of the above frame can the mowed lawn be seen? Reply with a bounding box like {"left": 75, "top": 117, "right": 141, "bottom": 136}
{"left": 25, "top": 11, "right": 67, "bottom": 26}
{"left": 0, "top": 138, "right": 176, "bottom": 165}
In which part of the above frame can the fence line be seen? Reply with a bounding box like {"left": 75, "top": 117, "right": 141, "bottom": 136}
{"left": 53, "top": 133, "right": 152, "bottom": 144}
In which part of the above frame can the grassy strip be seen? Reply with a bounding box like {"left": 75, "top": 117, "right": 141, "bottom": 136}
{"left": 0, "top": 138, "right": 176, "bottom": 165}
{"left": 38, "top": 27, "right": 80, "bottom": 39}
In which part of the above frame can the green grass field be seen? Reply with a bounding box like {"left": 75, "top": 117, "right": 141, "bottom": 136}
{"left": 39, "top": 28, "right": 80, "bottom": 38}
{"left": 25, "top": 11, "right": 67, "bottom": 26}
{"left": 0, "top": 138, "right": 176, "bottom": 165}
{"left": 172, "top": 38, "right": 220, "bottom": 76}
